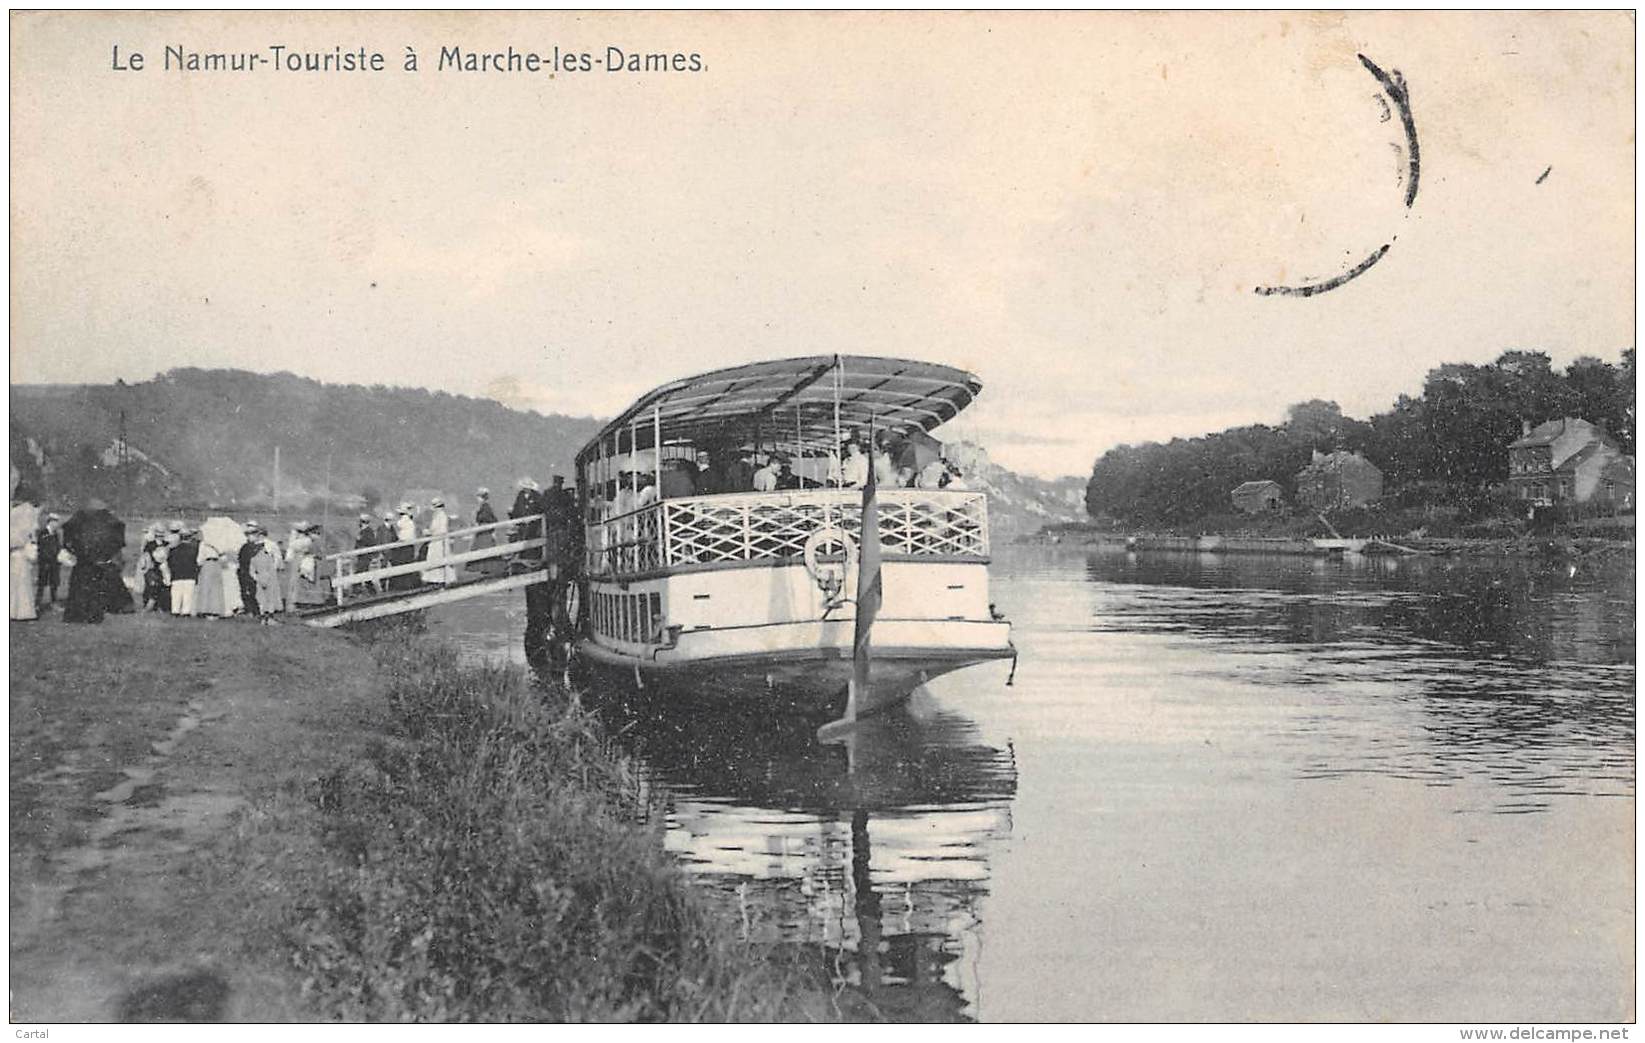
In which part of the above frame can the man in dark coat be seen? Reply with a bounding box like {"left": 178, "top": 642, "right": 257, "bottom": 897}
{"left": 34, "top": 513, "right": 62, "bottom": 608}
{"left": 541, "top": 475, "right": 578, "bottom": 574}
{"left": 352, "top": 513, "right": 380, "bottom": 593}
{"left": 237, "top": 523, "right": 262, "bottom": 616}
{"left": 61, "top": 499, "right": 126, "bottom": 624}
{"left": 510, "top": 479, "right": 545, "bottom": 566}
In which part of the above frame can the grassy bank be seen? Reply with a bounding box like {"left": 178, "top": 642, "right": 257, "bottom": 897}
{"left": 285, "top": 623, "right": 834, "bottom": 1021}
{"left": 10, "top": 613, "right": 384, "bottom": 1021}
{"left": 10, "top": 613, "right": 839, "bottom": 1022}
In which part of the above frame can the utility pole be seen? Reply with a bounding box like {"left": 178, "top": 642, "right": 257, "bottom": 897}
{"left": 321, "top": 452, "right": 332, "bottom": 548}
{"left": 273, "top": 446, "right": 281, "bottom": 511}
{"left": 117, "top": 409, "right": 131, "bottom": 510}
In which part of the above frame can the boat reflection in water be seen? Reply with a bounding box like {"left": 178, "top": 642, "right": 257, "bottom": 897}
{"left": 591, "top": 686, "right": 1018, "bottom": 1022}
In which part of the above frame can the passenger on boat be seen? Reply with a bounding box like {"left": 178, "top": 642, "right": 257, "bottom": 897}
{"left": 659, "top": 459, "right": 697, "bottom": 499}
{"left": 690, "top": 451, "right": 717, "bottom": 494}
{"left": 752, "top": 456, "right": 779, "bottom": 492}
{"left": 725, "top": 452, "right": 755, "bottom": 493}
{"left": 635, "top": 474, "right": 659, "bottom": 508}
{"left": 776, "top": 457, "right": 802, "bottom": 490}
{"left": 916, "top": 458, "right": 947, "bottom": 489}
{"left": 941, "top": 463, "right": 970, "bottom": 490}
{"left": 837, "top": 440, "right": 868, "bottom": 488}
{"left": 872, "top": 435, "right": 899, "bottom": 488}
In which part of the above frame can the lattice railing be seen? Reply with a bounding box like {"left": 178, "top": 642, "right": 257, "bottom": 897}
{"left": 590, "top": 501, "right": 665, "bottom": 576}
{"left": 584, "top": 490, "right": 989, "bottom": 577}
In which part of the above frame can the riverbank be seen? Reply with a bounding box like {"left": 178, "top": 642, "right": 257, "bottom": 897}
{"left": 1023, "top": 524, "right": 1635, "bottom": 560}
{"left": 9, "top": 612, "right": 838, "bottom": 1022}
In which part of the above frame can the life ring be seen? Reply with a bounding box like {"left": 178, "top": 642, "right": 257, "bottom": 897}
{"left": 803, "top": 526, "right": 857, "bottom": 604}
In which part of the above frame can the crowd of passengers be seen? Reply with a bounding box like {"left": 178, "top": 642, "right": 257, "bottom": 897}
{"left": 9, "top": 478, "right": 580, "bottom": 624}
{"left": 593, "top": 430, "right": 969, "bottom": 519}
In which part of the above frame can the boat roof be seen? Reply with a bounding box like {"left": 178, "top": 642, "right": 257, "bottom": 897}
{"left": 576, "top": 355, "right": 983, "bottom": 464}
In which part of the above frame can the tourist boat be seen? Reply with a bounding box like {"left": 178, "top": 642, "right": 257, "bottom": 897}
{"left": 571, "top": 354, "right": 1015, "bottom": 714}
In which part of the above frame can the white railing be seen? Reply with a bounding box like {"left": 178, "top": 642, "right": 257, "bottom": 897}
{"left": 326, "top": 513, "right": 550, "bottom": 605}
{"left": 584, "top": 489, "right": 989, "bottom": 578}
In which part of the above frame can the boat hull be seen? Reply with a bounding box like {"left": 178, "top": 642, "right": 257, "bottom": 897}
{"left": 575, "top": 627, "right": 1014, "bottom": 715}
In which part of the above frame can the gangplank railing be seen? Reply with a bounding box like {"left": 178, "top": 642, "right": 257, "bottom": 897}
{"left": 326, "top": 513, "right": 551, "bottom": 606}
{"left": 584, "top": 489, "right": 989, "bottom": 578}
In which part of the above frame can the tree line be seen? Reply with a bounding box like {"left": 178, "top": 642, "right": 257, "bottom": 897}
{"left": 1085, "top": 350, "right": 1635, "bottom": 527}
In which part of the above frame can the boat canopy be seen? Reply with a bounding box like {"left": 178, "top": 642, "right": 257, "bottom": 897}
{"left": 574, "top": 355, "right": 983, "bottom": 466}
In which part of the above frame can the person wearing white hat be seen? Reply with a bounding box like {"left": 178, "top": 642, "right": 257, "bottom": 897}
{"left": 510, "top": 481, "right": 545, "bottom": 565}
{"left": 248, "top": 525, "right": 284, "bottom": 623}
{"left": 237, "top": 522, "right": 264, "bottom": 615}
{"left": 421, "top": 497, "right": 455, "bottom": 585}
{"left": 382, "top": 503, "right": 416, "bottom": 590}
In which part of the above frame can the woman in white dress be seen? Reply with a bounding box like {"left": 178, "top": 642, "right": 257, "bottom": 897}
{"left": 421, "top": 498, "right": 456, "bottom": 585}
{"left": 9, "top": 497, "right": 39, "bottom": 621}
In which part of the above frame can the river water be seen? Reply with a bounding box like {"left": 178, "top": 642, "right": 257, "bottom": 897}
{"left": 430, "top": 546, "right": 1635, "bottom": 1023}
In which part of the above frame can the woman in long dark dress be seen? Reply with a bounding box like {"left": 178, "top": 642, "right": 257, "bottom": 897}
{"left": 470, "top": 488, "right": 499, "bottom": 576}
{"left": 61, "top": 499, "right": 125, "bottom": 624}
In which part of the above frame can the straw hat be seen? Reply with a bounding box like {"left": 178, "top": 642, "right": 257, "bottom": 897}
{"left": 516, "top": 478, "right": 540, "bottom": 492}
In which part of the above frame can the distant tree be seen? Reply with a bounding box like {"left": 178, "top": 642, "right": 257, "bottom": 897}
{"left": 1284, "top": 400, "right": 1346, "bottom": 450}
{"left": 1564, "top": 355, "right": 1633, "bottom": 451}
{"left": 1088, "top": 347, "right": 1634, "bottom": 525}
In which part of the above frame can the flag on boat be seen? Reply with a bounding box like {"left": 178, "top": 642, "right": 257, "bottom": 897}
{"left": 851, "top": 421, "right": 882, "bottom": 707}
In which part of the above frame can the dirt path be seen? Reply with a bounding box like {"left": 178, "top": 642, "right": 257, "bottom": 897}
{"left": 9, "top": 611, "right": 387, "bottom": 1022}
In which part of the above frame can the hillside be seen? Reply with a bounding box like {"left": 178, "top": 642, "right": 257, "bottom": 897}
{"left": 8, "top": 369, "right": 1085, "bottom": 534}
{"left": 10, "top": 369, "right": 601, "bottom": 515}
{"left": 942, "top": 440, "right": 1087, "bottom": 536}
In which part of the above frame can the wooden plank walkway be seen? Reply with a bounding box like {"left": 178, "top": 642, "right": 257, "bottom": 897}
{"left": 297, "top": 512, "right": 561, "bottom": 626}
{"left": 296, "top": 567, "right": 552, "bottom": 627}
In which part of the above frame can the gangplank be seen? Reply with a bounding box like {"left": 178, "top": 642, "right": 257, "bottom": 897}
{"left": 297, "top": 513, "right": 556, "bottom": 628}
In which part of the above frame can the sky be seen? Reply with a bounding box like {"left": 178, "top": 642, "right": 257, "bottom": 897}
{"left": 10, "top": 11, "right": 1635, "bottom": 477}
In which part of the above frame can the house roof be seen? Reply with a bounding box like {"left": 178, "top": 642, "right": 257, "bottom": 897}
{"left": 1509, "top": 417, "right": 1615, "bottom": 449}
{"left": 1297, "top": 450, "right": 1382, "bottom": 476}
{"left": 1510, "top": 418, "right": 1571, "bottom": 448}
